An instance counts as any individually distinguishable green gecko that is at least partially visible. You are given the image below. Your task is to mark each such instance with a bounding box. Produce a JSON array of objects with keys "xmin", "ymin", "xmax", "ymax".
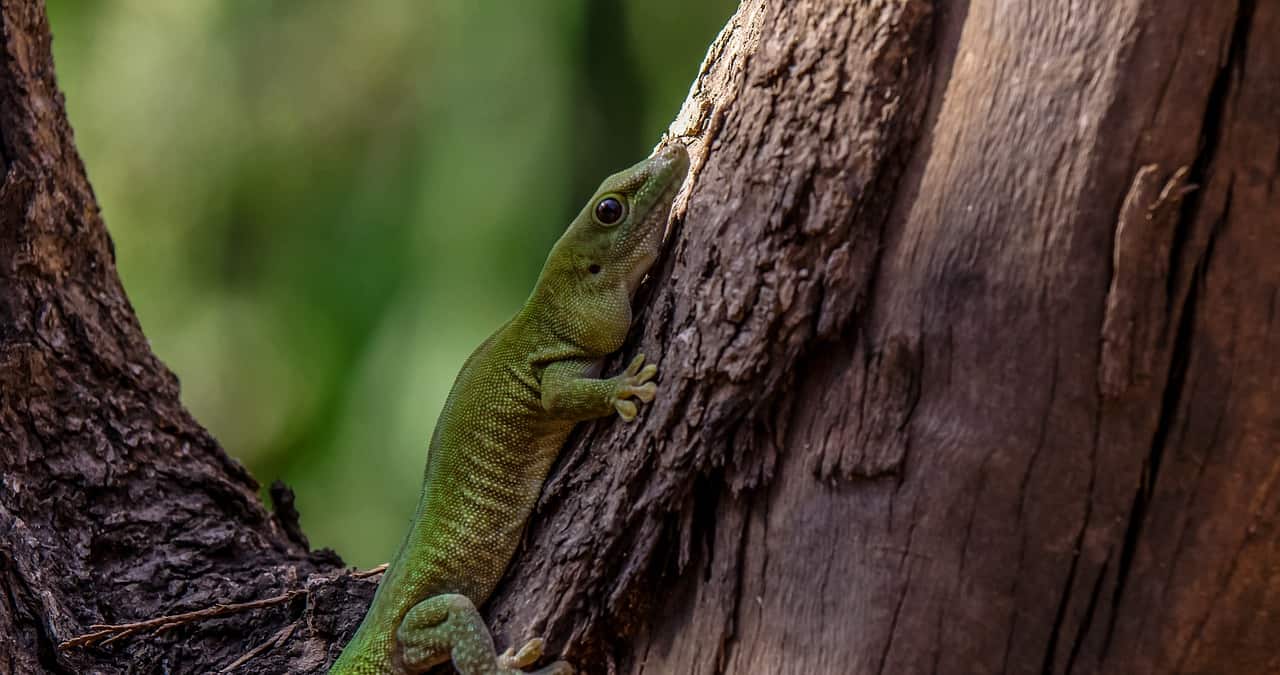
[{"xmin": 329, "ymin": 144, "xmax": 689, "ymax": 675}]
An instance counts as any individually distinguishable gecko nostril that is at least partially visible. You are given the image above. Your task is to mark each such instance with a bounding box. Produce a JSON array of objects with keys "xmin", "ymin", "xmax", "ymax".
[{"xmin": 588, "ymin": 264, "xmax": 602, "ymax": 275}]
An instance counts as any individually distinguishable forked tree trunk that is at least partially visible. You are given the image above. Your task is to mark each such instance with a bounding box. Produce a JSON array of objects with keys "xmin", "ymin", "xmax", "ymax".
[{"xmin": 1, "ymin": 1, "xmax": 1276, "ymax": 674}]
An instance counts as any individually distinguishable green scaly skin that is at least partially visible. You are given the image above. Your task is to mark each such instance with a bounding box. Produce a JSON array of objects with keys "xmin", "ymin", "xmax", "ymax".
[{"xmin": 329, "ymin": 144, "xmax": 689, "ymax": 675}]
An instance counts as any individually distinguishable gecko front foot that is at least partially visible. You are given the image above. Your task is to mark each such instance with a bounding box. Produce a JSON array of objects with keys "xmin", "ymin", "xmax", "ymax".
[{"xmin": 612, "ymin": 353, "xmax": 658, "ymax": 421}]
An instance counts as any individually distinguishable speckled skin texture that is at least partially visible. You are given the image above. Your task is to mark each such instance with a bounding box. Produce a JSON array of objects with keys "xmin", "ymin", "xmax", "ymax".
[{"xmin": 330, "ymin": 145, "xmax": 689, "ymax": 675}]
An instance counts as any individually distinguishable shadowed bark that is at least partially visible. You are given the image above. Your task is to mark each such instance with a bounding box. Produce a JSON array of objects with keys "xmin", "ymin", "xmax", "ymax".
[{"xmin": 1, "ymin": 1, "xmax": 1277, "ymax": 674}]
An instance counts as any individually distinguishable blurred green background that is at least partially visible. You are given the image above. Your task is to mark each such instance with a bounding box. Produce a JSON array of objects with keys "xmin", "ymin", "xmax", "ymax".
[{"xmin": 46, "ymin": 1, "xmax": 734, "ymax": 567}]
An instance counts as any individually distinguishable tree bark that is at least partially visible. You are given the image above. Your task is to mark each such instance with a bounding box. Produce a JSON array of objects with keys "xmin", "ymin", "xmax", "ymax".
[
  {"xmin": 1, "ymin": 1, "xmax": 1277, "ymax": 674},
  {"xmin": 0, "ymin": 3, "xmax": 347, "ymax": 673}
]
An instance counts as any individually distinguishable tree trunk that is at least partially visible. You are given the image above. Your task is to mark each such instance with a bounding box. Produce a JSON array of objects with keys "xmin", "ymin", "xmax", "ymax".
[{"xmin": 2, "ymin": 1, "xmax": 1277, "ymax": 674}]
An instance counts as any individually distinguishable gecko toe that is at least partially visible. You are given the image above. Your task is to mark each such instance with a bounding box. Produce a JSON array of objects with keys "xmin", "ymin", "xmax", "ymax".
[
  {"xmin": 614, "ymin": 399, "xmax": 638, "ymax": 421},
  {"xmin": 632, "ymin": 382, "xmax": 657, "ymax": 403},
  {"xmin": 497, "ymin": 637, "xmax": 545, "ymax": 669}
]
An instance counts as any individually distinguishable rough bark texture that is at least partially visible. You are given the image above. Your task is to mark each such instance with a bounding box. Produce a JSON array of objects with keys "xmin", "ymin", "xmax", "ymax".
[
  {"xmin": 0, "ymin": 3, "xmax": 350, "ymax": 673},
  {"xmin": 1, "ymin": 0, "xmax": 1277, "ymax": 674}
]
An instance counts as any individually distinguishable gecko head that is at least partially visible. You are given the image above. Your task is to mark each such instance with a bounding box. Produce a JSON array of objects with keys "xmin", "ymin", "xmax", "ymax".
[{"xmin": 542, "ymin": 144, "xmax": 690, "ymax": 303}]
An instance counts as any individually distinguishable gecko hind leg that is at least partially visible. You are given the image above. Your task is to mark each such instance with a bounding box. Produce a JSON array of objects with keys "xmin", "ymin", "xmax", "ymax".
[{"xmin": 398, "ymin": 593, "xmax": 573, "ymax": 675}]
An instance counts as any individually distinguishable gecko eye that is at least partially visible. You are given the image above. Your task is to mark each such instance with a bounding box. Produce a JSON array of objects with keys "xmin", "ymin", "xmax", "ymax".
[
  {"xmin": 588, "ymin": 263, "xmax": 602, "ymax": 275},
  {"xmin": 593, "ymin": 196, "xmax": 625, "ymax": 225}
]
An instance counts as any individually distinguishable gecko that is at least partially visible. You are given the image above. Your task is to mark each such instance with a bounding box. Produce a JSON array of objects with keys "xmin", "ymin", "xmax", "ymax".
[{"xmin": 329, "ymin": 143, "xmax": 689, "ymax": 674}]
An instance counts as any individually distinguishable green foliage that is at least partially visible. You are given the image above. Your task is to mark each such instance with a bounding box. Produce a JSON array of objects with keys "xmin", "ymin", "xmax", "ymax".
[{"xmin": 47, "ymin": 0, "xmax": 735, "ymax": 566}]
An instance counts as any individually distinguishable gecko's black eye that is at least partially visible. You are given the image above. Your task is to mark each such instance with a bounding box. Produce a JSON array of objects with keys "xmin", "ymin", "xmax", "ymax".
[
  {"xmin": 588, "ymin": 263, "xmax": 602, "ymax": 275},
  {"xmin": 594, "ymin": 196, "xmax": 625, "ymax": 225}
]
